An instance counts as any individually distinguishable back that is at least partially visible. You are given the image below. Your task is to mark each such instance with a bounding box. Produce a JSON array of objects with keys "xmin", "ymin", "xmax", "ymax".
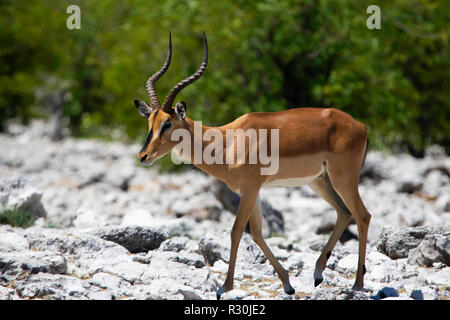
[{"xmin": 229, "ymin": 107, "xmax": 366, "ymax": 157}]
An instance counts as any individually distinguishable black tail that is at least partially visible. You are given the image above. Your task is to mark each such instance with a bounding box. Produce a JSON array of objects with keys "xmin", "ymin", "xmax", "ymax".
[{"xmin": 361, "ymin": 137, "xmax": 369, "ymax": 170}]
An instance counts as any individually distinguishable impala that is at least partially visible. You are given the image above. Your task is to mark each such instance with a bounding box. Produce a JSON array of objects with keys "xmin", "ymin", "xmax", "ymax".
[{"xmin": 134, "ymin": 33, "xmax": 371, "ymax": 299}]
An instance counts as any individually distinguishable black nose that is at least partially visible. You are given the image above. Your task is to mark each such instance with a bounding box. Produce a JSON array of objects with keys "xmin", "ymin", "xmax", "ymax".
[{"xmin": 140, "ymin": 154, "xmax": 148, "ymax": 163}]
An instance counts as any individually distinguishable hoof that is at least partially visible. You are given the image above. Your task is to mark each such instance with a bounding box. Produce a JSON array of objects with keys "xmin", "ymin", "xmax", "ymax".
[
  {"xmin": 314, "ymin": 277, "xmax": 323, "ymax": 287},
  {"xmin": 351, "ymin": 285, "xmax": 363, "ymax": 291},
  {"xmin": 283, "ymin": 283, "xmax": 295, "ymax": 295},
  {"xmin": 216, "ymin": 286, "xmax": 226, "ymax": 300},
  {"xmin": 313, "ymin": 269, "xmax": 323, "ymax": 287}
]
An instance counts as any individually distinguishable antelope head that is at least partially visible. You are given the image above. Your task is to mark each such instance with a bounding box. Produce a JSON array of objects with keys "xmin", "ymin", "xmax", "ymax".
[{"xmin": 134, "ymin": 32, "xmax": 208, "ymax": 165}]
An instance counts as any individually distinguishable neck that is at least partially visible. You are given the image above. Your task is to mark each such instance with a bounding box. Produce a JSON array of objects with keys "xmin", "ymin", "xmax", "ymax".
[{"xmin": 174, "ymin": 117, "xmax": 228, "ymax": 180}]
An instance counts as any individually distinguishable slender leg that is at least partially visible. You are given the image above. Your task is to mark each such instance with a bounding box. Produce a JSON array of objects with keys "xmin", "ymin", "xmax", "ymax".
[
  {"xmin": 308, "ymin": 171, "xmax": 353, "ymax": 287},
  {"xmin": 249, "ymin": 197, "xmax": 294, "ymax": 294},
  {"xmin": 217, "ymin": 187, "xmax": 260, "ymax": 299},
  {"xmin": 326, "ymin": 162, "xmax": 371, "ymax": 290}
]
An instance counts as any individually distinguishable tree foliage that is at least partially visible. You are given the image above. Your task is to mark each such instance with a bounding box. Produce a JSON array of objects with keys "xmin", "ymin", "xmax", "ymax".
[{"xmin": 0, "ymin": 0, "xmax": 448, "ymax": 156}]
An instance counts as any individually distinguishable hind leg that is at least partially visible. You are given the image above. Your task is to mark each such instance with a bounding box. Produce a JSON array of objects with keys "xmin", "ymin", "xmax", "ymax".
[
  {"xmin": 308, "ymin": 170, "xmax": 353, "ymax": 287},
  {"xmin": 326, "ymin": 160, "xmax": 371, "ymax": 290}
]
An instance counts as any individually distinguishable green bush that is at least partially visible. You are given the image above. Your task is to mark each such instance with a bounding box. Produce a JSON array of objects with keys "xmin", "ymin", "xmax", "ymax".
[
  {"xmin": 1, "ymin": 0, "xmax": 448, "ymax": 158},
  {"xmin": 0, "ymin": 206, "xmax": 36, "ymax": 228}
]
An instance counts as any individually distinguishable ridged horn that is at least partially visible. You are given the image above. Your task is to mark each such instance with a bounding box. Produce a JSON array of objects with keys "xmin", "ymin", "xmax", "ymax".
[
  {"xmin": 161, "ymin": 32, "xmax": 208, "ymax": 112},
  {"xmin": 146, "ymin": 32, "xmax": 172, "ymax": 109}
]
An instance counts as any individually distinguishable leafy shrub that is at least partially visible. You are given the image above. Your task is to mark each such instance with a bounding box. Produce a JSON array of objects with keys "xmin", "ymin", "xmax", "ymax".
[{"xmin": 0, "ymin": 206, "xmax": 36, "ymax": 228}]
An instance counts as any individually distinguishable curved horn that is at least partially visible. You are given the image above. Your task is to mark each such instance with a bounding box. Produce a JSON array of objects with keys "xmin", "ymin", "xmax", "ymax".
[
  {"xmin": 146, "ymin": 32, "xmax": 172, "ymax": 109},
  {"xmin": 162, "ymin": 32, "xmax": 208, "ymax": 112}
]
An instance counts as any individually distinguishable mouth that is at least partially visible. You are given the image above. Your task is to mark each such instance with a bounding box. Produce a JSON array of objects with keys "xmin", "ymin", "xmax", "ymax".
[
  {"xmin": 140, "ymin": 158, "xmax": 154, "ymax": 166},
  {"xmin": 139, "ymin": 153, "xmax": 155, "ymax": 166}
]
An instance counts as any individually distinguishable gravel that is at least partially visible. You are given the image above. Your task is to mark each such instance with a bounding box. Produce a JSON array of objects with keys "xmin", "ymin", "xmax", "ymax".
[{"xmin": 0, "ymin": 120, "xmax": 448, "ymax": 300}]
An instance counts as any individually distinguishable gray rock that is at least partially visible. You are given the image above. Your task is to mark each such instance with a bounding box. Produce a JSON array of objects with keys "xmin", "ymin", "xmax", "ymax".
[
  {"xmin": 147, "ymin": 251, "xmax": 205, "ymax": 268},
  {"xmin": 0, "ymin": 178, "xmax": 47, "ymax": 218},
  {"xmin": 308, "ymin": 240, "xmax": 326, "ymax": 252},
  {"xmin": 133, "ymin": 254, "xmax": 151, "ymax": 264},
  {"xmin": 171, "ymin": 252, "xmax": 205, "ymax": 268},
  {"xmin": 240, "ymin": 234, "xmax": 267, "ymax": 264},
  {"xmin": 260, "ymin": 200, "xmax": 285, "ymax": 236},
  {"xmin": 377, "ymin": 226, "xmax": 450, "ymax": 260},
  {"xmin": 315, "ymin": 210, "xmax": 336, "ymax": 234},
  {"xmin": 159, "ymin": 237, "xmax": 190, "ymax": 252},
  {"xmin": 396, "ymin": 178, "xmax": 423, "ymax": 193},
  {"xmin": 23, "ymin": 227, "xmax": 132, "ymax": 279},
  {"xmin": 0, "ymin": 251, "xmax": 67, "ymax": 281},
  {"xmin": 310, "ymin": 288, "xmax": 370, "ymax": 300},
  {"xmin": 13, "ymin": 273, "xmax": 89, "ymax": 299},
  {"xmin": 198, "ymin": 232, "xmax": 230, "ymax": 265},
  {"xmin": 198, "ymin": 232, "xmax": 265, "ymax": 266},
  {"xmin": 92, "ymin": 225, "xmax": 168, "ymax": 253},
  {"xmin": 407, "ymin": 233, "xmax": 450, "ymax": 267},
  {"xmin": 139, "ymin": 255, "xmax": 220, "ymax": 299},
  {"xmin": 285, "ymin": 253, "xmax": 304, "ymax": 271},
  {"xmin": 25, "ymin": 227, "xmax": 126, "ymax": 255},
  {"xmin": 212, "ymin": 179, "xmax": 284, "ymax": 236}
]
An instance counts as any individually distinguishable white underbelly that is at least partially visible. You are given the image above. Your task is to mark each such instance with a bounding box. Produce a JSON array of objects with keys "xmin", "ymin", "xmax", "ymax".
[{"xmin": 262, "ymin": 164, "xmax": 325, "ymax": 188}]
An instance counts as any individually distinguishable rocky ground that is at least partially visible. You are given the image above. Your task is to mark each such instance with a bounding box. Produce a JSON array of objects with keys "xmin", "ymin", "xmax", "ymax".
[{"xmin": 0, "ymin": 120, "xmax": 449, "ymax": 300}]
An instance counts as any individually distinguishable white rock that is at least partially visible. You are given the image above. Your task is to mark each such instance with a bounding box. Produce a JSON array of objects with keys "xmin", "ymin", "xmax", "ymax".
[
  {"xmin": 426, "ymin": 267, "xmax": 450, "ymax": 286},
  {"xmin": 0, "ymin": 286, "xmax": 14, "ymax": 300},
  {"xmin": 72, "ymin": 208, "xmax": 105, "ymax": 229},
  {"xmin": 121, "ymin": 208, "xmax": 154, "ymax": 226},
  {"xmin": 13, "ymin": 273, "xmax": 88, "ymax": 299},
  {"xmin": 90, "ymin": 272, "xmax": 123, "ymax": 290},
  {"xmin": 87, "ymin": 291, "xmax": 113, "ymax": 300},
  {"xmin": 221, "ymin": 289, "xmax": 250, "ymax": 300},
  {"xmin": 336, "ymin": 254, "xmax": 358, "ymax": 274},
  {"xmin": 436, "ymin": 194, "xmax": 450, "ymax": 213},
  {"xmin": 367, "ymin": 250, "xmax": 390, "ymax": 265},
  {"xmin": 2, "ymin": 121, "xmax": 450, "ymax": 300},
  {"xmin": 101, "ymin": 261, "xmax": 149, "ymax": 284},
  {"xmin": 0, "ymin": 251, "xmax": 67, "ymax": 279},
  {"xmin": 0, "ymin": 229, "xmax": 29, "ymax": 252},
  {"xmin": 0, "ymin": 178, "xmax": 47, "ymax": 218}
]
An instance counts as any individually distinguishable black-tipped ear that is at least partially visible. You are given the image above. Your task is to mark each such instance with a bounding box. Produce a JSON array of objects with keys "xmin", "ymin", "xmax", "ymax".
[
  {"xmin": 134, "ymin": 99, "xmax": 153, "ymax": 118},
  {"xmin": 174, "ymin": 101, "xmax": 186, "ymax": 120}
]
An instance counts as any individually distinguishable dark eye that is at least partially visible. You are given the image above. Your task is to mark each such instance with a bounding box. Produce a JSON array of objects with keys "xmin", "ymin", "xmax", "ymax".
[{"xmin": 161, "ymin": 121, "xmax": 171, "ymax": 133}]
